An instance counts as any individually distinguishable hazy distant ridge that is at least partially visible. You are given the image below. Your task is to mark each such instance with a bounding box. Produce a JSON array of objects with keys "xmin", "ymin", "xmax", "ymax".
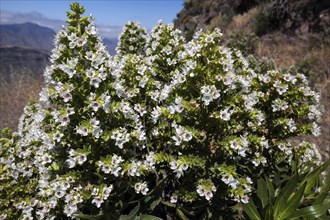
[{"xmin": 0, "ymin": 22, "xmax": 118, "ymax": 54}]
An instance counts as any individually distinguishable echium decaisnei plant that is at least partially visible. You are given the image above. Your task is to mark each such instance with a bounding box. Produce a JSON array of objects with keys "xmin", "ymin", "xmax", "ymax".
[{"xmin": 1, "ymin": 2, "xmax": 326, "ymax": 219}]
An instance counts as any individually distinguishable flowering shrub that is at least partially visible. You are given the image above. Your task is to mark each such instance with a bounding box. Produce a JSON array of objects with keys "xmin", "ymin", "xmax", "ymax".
[{"xmin": 0, "ymin": 3, "xmax": 327, "ymax": 219}]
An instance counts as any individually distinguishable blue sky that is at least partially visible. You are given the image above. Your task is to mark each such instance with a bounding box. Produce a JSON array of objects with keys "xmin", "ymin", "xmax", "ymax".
[{"xmin": 0, "ymin": 0, "xmax": 184, "ymax": 38}]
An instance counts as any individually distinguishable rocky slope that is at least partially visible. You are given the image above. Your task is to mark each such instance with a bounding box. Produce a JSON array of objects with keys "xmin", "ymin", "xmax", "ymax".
[
  {"xmin": 0, "ymin": 46, "xmax": 49, "ymax": 82},
  {"xmin": 175, "ymin": 0, "xmax": 330, "ymax": 40}
]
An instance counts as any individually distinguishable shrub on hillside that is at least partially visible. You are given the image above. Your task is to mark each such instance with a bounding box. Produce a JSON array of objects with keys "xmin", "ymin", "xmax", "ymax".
[{"xmin": 1, "ymin": 3, "xmax": 328, "ymax": 219}]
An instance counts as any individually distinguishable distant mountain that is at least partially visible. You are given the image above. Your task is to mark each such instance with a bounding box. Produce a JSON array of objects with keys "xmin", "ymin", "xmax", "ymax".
[
  {"xmin": 103, "ymin": 38, "xmax": 118, "ymax": 55},
  {"xmin": 0, "ymin": 22, "xmax": 56, "ymax": 51},
  {"xmin": 1, "ymin": 22, "xmax": 119, "ymax": 53}
]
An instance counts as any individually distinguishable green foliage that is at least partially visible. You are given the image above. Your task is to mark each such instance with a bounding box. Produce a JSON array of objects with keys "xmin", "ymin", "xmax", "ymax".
[{"xmin": 242, "ymin": 159, "xmax": 330, "ymax": 220}]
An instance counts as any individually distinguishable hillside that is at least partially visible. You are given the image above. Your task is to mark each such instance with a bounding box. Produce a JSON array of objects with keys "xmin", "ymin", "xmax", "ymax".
[
  {"xmin": 174, "ymin": 0, "xmax": 330, "ymax": 160},
  {"xmin": 0, "ymin": 46, "xmax": 49, "ymax": 82},
  {"xmin": 0, "ymin": 22, "xmax": 56, "ymax": 51},
  {"xmin": 174, "ymin": 0, "xmax": 330, "ymax": 40}
]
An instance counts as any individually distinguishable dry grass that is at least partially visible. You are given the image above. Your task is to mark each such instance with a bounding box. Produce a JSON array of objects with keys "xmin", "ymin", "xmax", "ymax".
[
  {"xmin": 225, "ymin": 7, "xmax": 258, "ymax": 36},
  {"xmin": 256, "ymin": 32, "xmax": 330, "ymax": 73},
  {"xmin": 0, "ymin": 72, "xmax": 44, "ymax": 131}
]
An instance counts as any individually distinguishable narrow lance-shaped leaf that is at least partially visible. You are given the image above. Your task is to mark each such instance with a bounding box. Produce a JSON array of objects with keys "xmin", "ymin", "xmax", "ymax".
[
  {"xmin": 242, "ymin": 199, "xmax": 262, "ymax": 220},
  {"xmin": 257, "ymin": 179, "xmax": 268, "ymax": 209},
  {"xmin": 276, "ymin": 182, "xmax": 307, "ymax": 220}
]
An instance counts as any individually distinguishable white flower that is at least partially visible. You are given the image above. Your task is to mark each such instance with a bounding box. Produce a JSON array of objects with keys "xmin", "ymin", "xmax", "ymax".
[
  {"xmin": 196, "ymin": 186, "xmax": 205, "ymax": 196},
  {"xmin": 90, "ymin": 118, "xmax": 100, "ymax": 127},
  {"xmin": 201, "ymin": 85, "xmax": 220, "ymax": 105},
  {"xmin": 246, "ymin": 177, "xmax": 253, "ymax": 185},
  {"xmin": 220, "ymin": 108, "xmax": 233, "ymax": 121},
  {"xmin": 228, "ymin": 178, "xmax": 239, "ymax": 189},
  {"xmin": 92, "ymin": 197, "xmax": 104, "ymax": 208},
  {"xmin": 170, "ymin": 195, "xmax": 178, "ymax": 203},
  {"xmin": 272, "ymin": 99, "xmax": 289, "ymax": 112},
  {"xmin": 204, "ymin": 191, "xmax": 213, "ymax": 201},
  {"xmin": 134, "ymin": 182, "xmax": 149, "ymax": 195},
  {"xmin": 62, "ymin": 92, "xmax": 72, "ymax": 102},
  {"xmin": 283, "ymin": 74, "xmax": 293, "ymax": 82},
  {"xmin": 53, "ymin": 131, "xmax": 64, "ymax": 142},
  {"xmin": 59, "ymin": 115, "xmax": 70, "ymax": 126},
  {"xmin": 112, "ymin": 154, "xmax": 124, "ymax": 166},
  {"xmin": 112, "ymin": 167, "xmax": 122, "ymax": 177},
  {"xmin": 86, "ymin": 25, "xmax": 97, "ymax": 35},
  {"xmin": 276, "ymin": 84, "xmax": 288, "ymax": 95},
  {"xmin": 230, "ymin": 140, "xmax": 240, "ymax": 150},
  {"xmin": 172, "ymin": 135, "xmax": 182, "ymax": 146},
  {"xmin": 204, "ymin": 34, "xmax": 214, "ymax": 43},
  {"xmin": 181, "ymin": 163, "xmax": 189, "ymax": 171},
  {"xmin": 278, "ymin": 143, "xmax": 285, "ymax": 151},
  {"xmin": 286, "ymin": 118, "xmax": 297, "ymax": 132},
  {"xmin": 66, "ymin": 158, "xmax": 76, "ymax": 168},
  {"xmin": 139, "ymin": 75, "xmax": 149, "ymax": 88},
  {"xmin": 102, "ymin": 185, "xmax": 113, "ymax": 199},
  {"xmin": 312, "ymin": 122, "xmax": 321, "ymax": 137},
  {"xmin": 102, "ymin": 164, "xmax": 111, "ymax": 174},
  {"xmin": 238, "ymin": 147, "xmax": 247, "ymax": 157},
  {"xmin": 128, "ymin": 165, "xmax": 138, "ymax": 176},
  {"xmin": 151, "ymin": 107, "xmax": 161, "ymax": 123},
  {"xmin": 76, "ymin": 36, "xmax": 87, "ymax": 47},
  {"xmin": 91, "ymin": 188, "xmax": 99, "ymax": 196},
  {"xmin": 55, "ymin": 190, "xmax": 65, "ymax": 198},
  {"xmin": 64, "ymin": 204, "xmax": 78, "ymax": 217},
  {"xmin": 169, "ymin": 160, "xmax": 178, "ymax": 170},
  {"xmin": 60, "ymin": 181, "xmax": 70, "ymax": 190},
  {"xmin": 182, "ymin": 131, "xmax": 193, "ymax": 141},
  {"xmin": 76, "ymin": 126, "xmax": 89, "ymax": 136},
  {"xmin": 241, "ymin": 195, "xmax": 249, "ymax": 204},
  {"xmin": 90, "ymin": 77, "xmax": 102, "ymax": 88},
  {"xmin": 77, "ymin": 154, "xmax": 87, "ymax": 165}
]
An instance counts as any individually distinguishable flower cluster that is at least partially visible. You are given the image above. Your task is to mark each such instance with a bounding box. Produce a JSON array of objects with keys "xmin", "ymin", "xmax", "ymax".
[{"xmin": 0, "ymin": 3, "xmax": 323, "ymax": 219}]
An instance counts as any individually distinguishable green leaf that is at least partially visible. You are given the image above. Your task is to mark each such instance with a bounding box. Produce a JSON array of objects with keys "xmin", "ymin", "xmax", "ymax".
[
  {"xmin": 285, "ymin": 204, "xmax": 330, "ymax": 220},
  {"xmin": 242, "ymin": 199, "xmax": 261, "ymax": 220},
  {"xmin": 304, "ymin": 159, "xmax": 330, "ymax": 194},
  {"xmin": 273, "ymin": 175, "xmax": 298, "ymax": 218},
  {"xmin": 139, "ymin": 178, "xmax": 167, "ymax": 213},
  {"xmin": 161, "ymin": 201, "xmax": 176, "ymax": 208},
  {"xmin": 104, "ymin": 205, "xmax": 120, "ymax": 220},
  {"xmin": 119, "ymin": 201, "xmax": 140, "ymax": 220},
  {"xmin": 177, "ymin": 208, "xmax": 189, "ymax": 220},
  {"xmin": 264, "ymin": 206, "xmax": 273, "ymax": 220},
  {"xmin": 265, "ymin": 177, "xmax": 275, "ymax": 204},
  {"xmin": 276, "ymin": 182, "xmax": 306, "ymax": 220},
  {"xmin": 313, "ymin": 171, "xmax": 330, "ymax": 205},
  {"xmin": 257, "ymin": 179, "xmax": 268, "ymax": 209},
  {"xmin": 76, "ymin": 213, "xmax": 104, "ymax": 220}
]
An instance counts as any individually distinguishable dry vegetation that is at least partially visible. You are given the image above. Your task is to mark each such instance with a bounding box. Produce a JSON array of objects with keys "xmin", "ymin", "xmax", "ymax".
[
  {"xmin": 0, "ymin": 72, "xmax": 44, "ymax": 130},
  {"xmin": 225, "ymin": 7, "xmax": 258, "ymax": 35}
]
